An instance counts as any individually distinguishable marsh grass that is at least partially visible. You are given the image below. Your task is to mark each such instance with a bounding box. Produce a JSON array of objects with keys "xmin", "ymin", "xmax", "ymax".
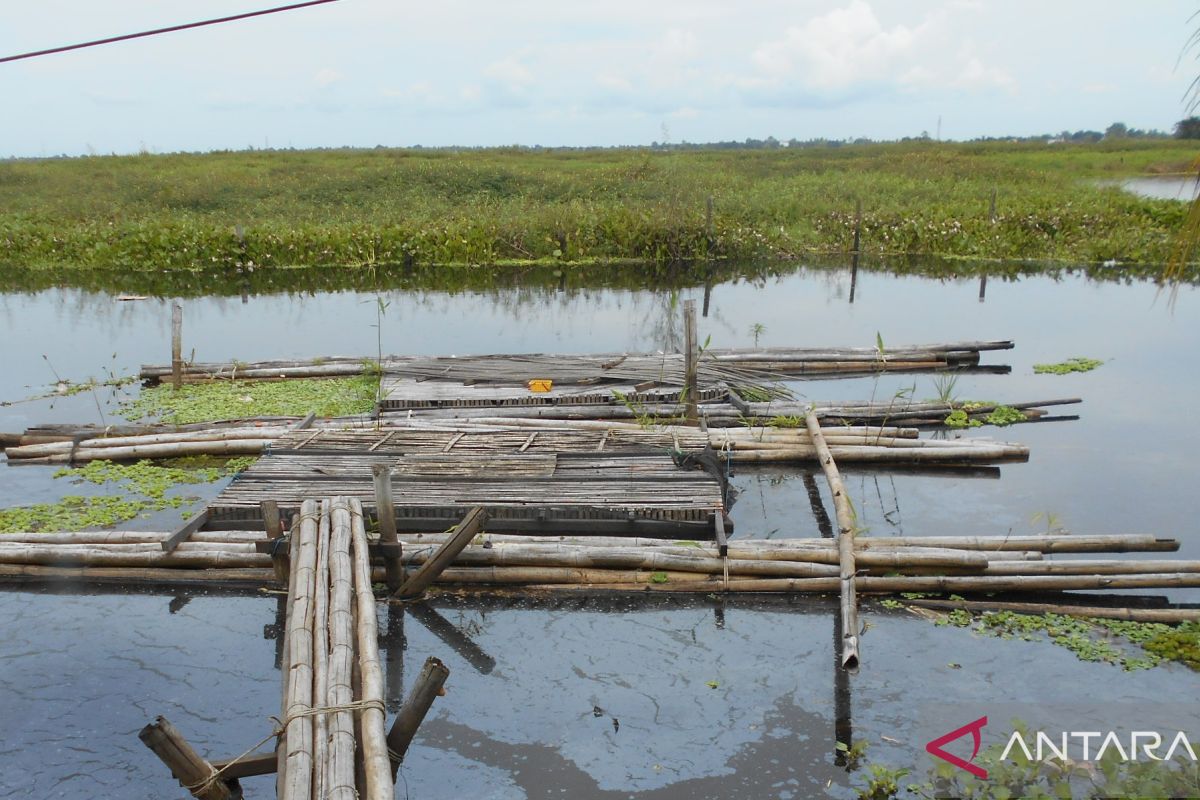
[{"xmin": 1, "ymin": 140, "xmax": 1195, "ymax": 271}]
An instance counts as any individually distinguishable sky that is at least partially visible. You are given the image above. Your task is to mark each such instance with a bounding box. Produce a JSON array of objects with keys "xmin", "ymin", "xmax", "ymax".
[{"xmin": 0, "ymin": 1, "xmax": 1196, "ymax": 157}]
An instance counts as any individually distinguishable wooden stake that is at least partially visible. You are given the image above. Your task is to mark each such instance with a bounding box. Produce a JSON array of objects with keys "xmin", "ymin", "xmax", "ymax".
[
  {"xmin": 139, "ymin": 716, "xmax": 234, "ymax": 800},
  {"xmin": 171, "ymin": 303, "xmax": 183, "ymax": 391},
  {"xmin": 372, "ymin": 464, "xmax": 403, "ymax": 591},
  {"xmin": 386, "ymin": 657, "xmax": 449, "ymax": 774},
  {"xmin": 683, "ymin": 299, "xmax": 699, "ymax": 425},
  {"xmin": 394, "ymin": 507, "xmax": 488, "ymax": 600},
  {"xmin": 806, "ymin": 410, "xmax": 859, "ymax": 669},
  {"xmin": 262, "ymin": 500, "xmax": 287, "ymax": 583}
]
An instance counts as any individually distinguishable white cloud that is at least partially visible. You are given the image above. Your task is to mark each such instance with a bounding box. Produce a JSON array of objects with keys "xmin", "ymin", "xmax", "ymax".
[
  {"xmin": 744, "ymin": 1, "xmax": 1014, "ymax": 99},
  {"xmin": 484, "ymin": 57, "xmax": 534, "ymax": 90},
  {"xmin": 752, "ymin": 1, "xmax": 922, "ymax": 90},
  {"xmin": 314, "ymin": 68, "xmax": 344, "ymax": 88}
]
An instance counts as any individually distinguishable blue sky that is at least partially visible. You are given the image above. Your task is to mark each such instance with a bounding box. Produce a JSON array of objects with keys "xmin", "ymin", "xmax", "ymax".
[{"xmin": 0, "ymin": 1, "xmax": 1195, "ymax": 156}]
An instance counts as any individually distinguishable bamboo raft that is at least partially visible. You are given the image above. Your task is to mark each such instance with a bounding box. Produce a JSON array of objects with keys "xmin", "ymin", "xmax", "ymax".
[
  {"xmin": 137, "ymin": 341, "xmax": 1015, "ymax": 384},
  {"xmin": 206, "ymin": 451, "xmax": 729, "ymax": 534},
  {"xmin": 0, "ymin": 528, "xmax": 1191, "ymax": 592},
  {"xmin": 2, "ymin": 419, "xmax": 1030, "ymax": 466},
  {"xmin": 138, "ymin": 497, "xmax": 450, "ymax": 799}
]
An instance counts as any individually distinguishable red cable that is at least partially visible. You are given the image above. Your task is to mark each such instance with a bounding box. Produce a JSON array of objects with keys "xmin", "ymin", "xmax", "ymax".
[{"xmin": 0, "ymin": 0, "xmax": 340, "ymax": 64}]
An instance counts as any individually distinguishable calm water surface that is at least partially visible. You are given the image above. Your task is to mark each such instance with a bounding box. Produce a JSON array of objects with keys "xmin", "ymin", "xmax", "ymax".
[{"xmin": 0, "ymin": 265, "xmax": 1197, "ymax": 798}]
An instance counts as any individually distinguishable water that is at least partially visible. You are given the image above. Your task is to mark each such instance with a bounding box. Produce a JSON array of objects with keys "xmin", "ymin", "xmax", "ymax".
[
  {"xmin": 0, "ymin": 265, "xmax": 1198, "ymax": 798},
  {"xmin": 1115, "ymin": 175, "xmax": 1200, "ymax": 202}
]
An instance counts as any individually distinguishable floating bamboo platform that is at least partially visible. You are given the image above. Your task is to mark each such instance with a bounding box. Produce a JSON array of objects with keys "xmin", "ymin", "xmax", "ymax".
[
  {"xmin": 207, "ymin": 451, "xmax": 728, "ymax": 536},
  {"xmin": 138, "ymin": 340, "xmax": 1015, "ymax": 384},
  {"xmin": 0, "ymin": 528, "xmax": 1189, "ymax": 591},
  {"xmin": 3, "ymin": 418, "xmax": 1030, "ymax": 467}
]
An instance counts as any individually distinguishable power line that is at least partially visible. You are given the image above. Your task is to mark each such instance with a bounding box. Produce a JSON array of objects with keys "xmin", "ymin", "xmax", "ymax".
[{"xmin": 0, "ymin": 0, "xmax": 340, "ymax": 65}]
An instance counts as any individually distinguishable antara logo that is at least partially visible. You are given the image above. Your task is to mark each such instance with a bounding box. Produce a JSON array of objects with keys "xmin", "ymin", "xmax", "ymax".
[{"xmin": 925, "ymin": 716, "xmax": 989, "ymax": 779}]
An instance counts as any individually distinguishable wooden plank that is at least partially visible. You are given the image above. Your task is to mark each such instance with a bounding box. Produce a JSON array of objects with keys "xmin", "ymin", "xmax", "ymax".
[
  {"xmin": 395, "ymin": 507, "xmax": 489, "ymax": 599},
  {"xmin": 713, "ymin": 512, "xmax": 728, "ymax": 558},
  {"xmin": 294, "ymin": 411, "xmax": 317, "ymax": 430},
  {"xmin": 161, "ymin": 508, "xmax": 209, "ymax": 553}
]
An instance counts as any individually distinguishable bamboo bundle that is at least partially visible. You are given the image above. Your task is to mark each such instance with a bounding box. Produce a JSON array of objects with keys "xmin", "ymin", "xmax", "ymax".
[
  {"xmin": 517, "ymin": 573, "xmax": 1200, "ymax": 594},
  {"xmin": 0, "ymin": 542, "xmax": 271, "ymax": 568},
  {"xmin": 738, "ymin": 397, "xmax": 1081, "ymax": 427},
  {"xmin": 276, "ymin": 497, "xmax": 393, "ymax": 800},
  {"xmin": 3, "ymin": 426, "xmax": 291, "ymax": 459},
  {"xmin": 6, "ymin": 438, "xmax": 276, "ymax": 464}
]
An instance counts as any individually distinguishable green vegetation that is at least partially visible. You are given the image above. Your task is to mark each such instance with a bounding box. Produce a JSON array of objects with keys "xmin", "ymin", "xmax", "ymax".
[
  {"xmin": 1033, "ymin": 356, "xmax": 1104, "ymax": 374},
  {"xmin": 0, "ymin": 140, "xmax": 1195, "ymax": 275},
  {"xmin": 944, "ymin": 409, "xmax": 982, "ymax": 429},
  {"xmin": 0, "ymin": 458, "xmax": 252, "ymax": 532},
  {"xmin": 943, "ymin": 404, "xmax": 1025, "ymax": 428},
  {"xmin": 120, "ymin": 376, "xmax": 379, "ymax": 423},
  {"xmin": 907, "ymin": 604, "xmax": 1200, "ymax": 672}
]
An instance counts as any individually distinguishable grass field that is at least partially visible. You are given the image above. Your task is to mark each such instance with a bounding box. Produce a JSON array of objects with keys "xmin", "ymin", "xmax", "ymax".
[{"xmin": 0, "ymin": 139, "xmax": 1195, "ymax": 273}]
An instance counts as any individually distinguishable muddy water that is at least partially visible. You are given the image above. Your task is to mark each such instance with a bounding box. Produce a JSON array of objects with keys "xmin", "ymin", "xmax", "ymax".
[{"xmin": 0, "ymin": 265, "xmax": 1198, "ymax": 798}]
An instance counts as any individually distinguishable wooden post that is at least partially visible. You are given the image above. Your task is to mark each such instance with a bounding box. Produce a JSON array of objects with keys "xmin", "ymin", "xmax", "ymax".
[
  {"xmin": 386, "ymin": 656, "xmax": 449, "ymax": 774},
  {"xmin": 849, "ymin": 199, "xmax": 862, "ymax": 304},
  {"xmin": 804, "ymin": 411, "xmax": 860, "ymax": 670},
  {"xmin": 371, "ymin": 464, "xmax": 403, "ymax": 591},
  {"xmin": 989, "ymin": 187, "xmax": 998, "ymax": 223},
  {"xmin": 704, "ymin": 195, "xmax": 715, "ymax": 257},
  {"xmin": 262, "ymin": 499, "xmax": 288, "ymax": 583},
  {"xmin": 683, "ymin": 299, "xmax": 699, "ymax": 425},
  {"xmin": 171, "ymin": 303, "xmax": 184, "ymax": 390},
  {"xmin": 394, "ymin": 507, "xmax": 488, "ymax": 599},
  {"xmin": 978, "ymin": 274, "xmax": 988, "ymax": 303},
  {"xmin": 139, "ymin": 716, "xmax": 235, "ymax": 800}
]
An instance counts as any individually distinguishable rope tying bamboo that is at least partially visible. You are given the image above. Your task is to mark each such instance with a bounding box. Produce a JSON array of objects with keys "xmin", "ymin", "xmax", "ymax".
[{"xmin": 181, "ymin": 699, "xmax": 389, "ymax": 795}]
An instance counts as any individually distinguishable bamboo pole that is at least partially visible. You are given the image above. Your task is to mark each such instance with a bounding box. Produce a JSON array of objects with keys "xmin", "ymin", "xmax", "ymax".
[
  {"xmin": 350, "ymin": 498, "xmax": 393, "ymax": 800},
  {"xmin": 326, "ymin": 498, "xmax": 357, "ymax": 800},
  {"xmin": 386, "ymin": 657, "xmax": 449, "ymax": 774},
  {"xmin": 282, "ymin": 499, "xmax": 318, "ymax": 800},
  {"xmin": 312, "ymin": 501, "xmax": 332, "ymax": 800},
  {"xmin": 806, "ymin": 409, "xmax": 860, "ymax": 669},
  {"xmin": 139, "ymin": 716, "xmax": 233, "ymax": 800},
  {"xmin": 0, "ymin": 543, "xmax": 271, "ymax": 568},
  {"xmin": 2, "ymin": 426, "xmax": 289, "ymax": 458},
  {"xmin": 4, "ymin": 438, "xmax": 273, "ymax": 463},
  {"xmin": 277, "ymin": 516, "xmax": 298, "ymax": 798},
  {"xmin": 899, "ymin": 598, "xmax": 1200, "ymax": 623}
]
